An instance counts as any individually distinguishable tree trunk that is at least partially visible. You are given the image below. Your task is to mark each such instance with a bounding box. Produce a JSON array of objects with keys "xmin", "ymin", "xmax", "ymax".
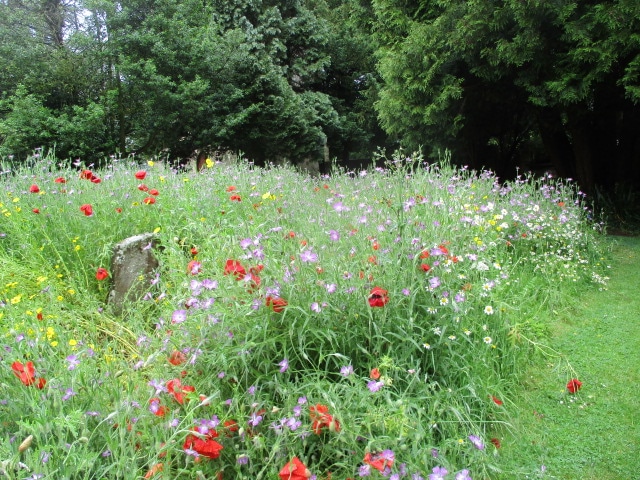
[
  {"xmin": 567, "ymin": 123, "xmax": 595, "ymax": 196},
  {"xmin": 536, "ymin": 108, "xmax": 576, "ymax": 179}
]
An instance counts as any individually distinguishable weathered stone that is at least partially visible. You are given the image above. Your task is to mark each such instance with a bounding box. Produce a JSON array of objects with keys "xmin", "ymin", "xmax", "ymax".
[{"xmin": 107, "ymin": 233, "xmax": 159, "ymax": 315}]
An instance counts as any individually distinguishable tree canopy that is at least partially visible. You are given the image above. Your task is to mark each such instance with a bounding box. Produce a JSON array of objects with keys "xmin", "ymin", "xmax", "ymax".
[
  {"xmin": 0, "ymin": 0, "xmax": 384, "ymax": 166},
  {"xmin": 372, "ymin": 0, "xmax": 640, "ymax": 192}
]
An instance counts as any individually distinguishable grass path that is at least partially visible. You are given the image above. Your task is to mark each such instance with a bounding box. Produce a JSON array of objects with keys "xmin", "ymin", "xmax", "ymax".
[{"xmin": 497, "ymin": 236, "xmax": 640, "ymax": 479}]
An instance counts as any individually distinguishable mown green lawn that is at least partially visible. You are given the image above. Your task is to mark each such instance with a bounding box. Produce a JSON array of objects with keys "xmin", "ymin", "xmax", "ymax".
[{"xmin": 498, "ymin": 235, "xmax": 640, "ymax": 479}]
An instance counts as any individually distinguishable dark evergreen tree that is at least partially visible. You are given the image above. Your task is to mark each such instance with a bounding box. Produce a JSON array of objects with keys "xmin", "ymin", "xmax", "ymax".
[{"xmin": 372, "ymin": 0, "xmax": 640, "ymax": 192}]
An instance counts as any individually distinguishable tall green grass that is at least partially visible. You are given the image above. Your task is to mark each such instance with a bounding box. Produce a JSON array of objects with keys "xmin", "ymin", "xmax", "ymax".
[{"xmin": 0, "ymin": 150, "xmax": 609, "ymax": 479}]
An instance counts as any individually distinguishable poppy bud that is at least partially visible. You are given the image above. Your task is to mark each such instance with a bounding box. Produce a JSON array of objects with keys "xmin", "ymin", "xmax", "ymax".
[{"xmin": 18, "ymin": 435, "xmax": 33, "ymax": 453}]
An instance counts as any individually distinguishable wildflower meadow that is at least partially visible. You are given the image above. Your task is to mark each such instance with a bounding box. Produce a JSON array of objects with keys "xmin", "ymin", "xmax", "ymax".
[{"xmin": 0, "ymin": 150, "xmax": 609, "ymax": 479}]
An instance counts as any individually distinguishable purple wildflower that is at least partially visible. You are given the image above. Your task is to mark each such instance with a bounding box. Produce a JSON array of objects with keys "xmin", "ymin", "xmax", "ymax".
[
  {"xmin": 148, "ymin": 379, "xmax": 167, "ymax": 395},
  {"xmin": 455, "ymin": 470, "xmax": 473, "ymax": 480},
  {"xmin": 300, "ymin": 249, "xmax": 318, "ymax": 263},
  {"xmin": 358, "ymin": 464, "xmax": 372, "ymax": 476},
  {"xmin": 278, "ymin": 358, "xmax": 289, "ymax": 373},
  {"xmin": 66, "ymin": 354, "xmax": 80, "ymax": 370},
  {"xmin": 62, "ymin": 388, "xmax": 76, "ymax": 401},
  {"xmin": 171, "ymin": 309, "xmax": 187, "ymax": 324},
  {"xmin": 202, "ymin": 278, "xmax": 218, "ymax": 289},
  {"xmin": 340, "ymin": 365, "xmax": 354, "ymax": 377},
  {"xmin": 367, "ymin": 380, "xmax": 384, "ymax": 392},
  {"xmin": 428, "ymin": 466, "xmax": 448, "ymax": 480},
  {"xmin": 248, "ymin": 412, "xmax": 263, "ymax": 427},
  {"xmin": 468, "ymin": 434, "xmax": 485, "ymax": 450}
]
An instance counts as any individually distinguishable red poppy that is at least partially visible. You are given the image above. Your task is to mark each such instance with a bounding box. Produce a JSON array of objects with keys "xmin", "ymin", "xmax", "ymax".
[
  {"xmin": 309, "ymin": 404, "xmax": 340, "ymax": 434},
  {"xmin": 420, "ymin": 250, "xmax": 430, "ymax": 259},
  {"xmin": 91, "ymin": 177, "xmax": 101, "ymax": 184},
  {"xmin": 230, "ymin": 194, "xmax": 242, "ymax": 202},
  {"xmin": 168, "ymin": 350, "xmax": 187, "ymax": 366},
  {"xmin": 490, "ymin": 438, "xmax": 501, "ymax": 449},
  {"xmin": 96, "ymin": 268, "xmax": 109, "ymax": 281},
  {"xmin": 138, "ymin": 183, "xmax": 149, "ymax": 192},
  {"xmin": 246, "ymin": 273, "xmax": 261, "ymax": 292},
  {"xmin": 32, "ymin": 208, "xmax": 40, "ymax": 214},
  {"xmin": 223, "ymin": 419, "xmax": 239, "ymax": 435},
  {"xmin": 187, "ymin": 260, "xmax": 201, "ymax": 275},
  {"xmin": 491, "ymin": 395, "xmax": 503, "ymax": 406},
  {"xmin": 36, "ymin": 311, "xmax": 43, "ymax": 321},
  {"xmin": 12, "ymin": 361, "xmax": 36, "ymax": 386},
  {"xmin": 135, "ymin": 170, "xmax": 147, "ymax": 180},
  {"xmin": 190, "ymin": 247, "xmax": 198, "ymax": 256},
  {"xmin": 54, "ymin": 177, "xmax": 66, "ymax": 183},
  {"xmin": 420, "ymin": 263, "xmax": 431, "ymax": 272},
  {"xmin": 35, "ymin": 377, "xmax": 47, "ymax": 389},
  {"xmin": 266, "ymin": 296, "xmax": 288, "ymax": 313},
  {"xmin": 224, "ymin": 259, "xmax": 246, "ymax": 280},
  {"xmin": 29, "ymin": 184, "xmax": 40, "ymax": 193},
  {"xmin": 144, "ymin": 462, "xmax": 163, "ymax": 479},
  {"xmin": 363, "ymin": 452, "xmax": 393, "ymax": 473},
  {"xmin": 368, "ymin": 287, "xmax": 389, "ymax": 308},
  {"xmin": 115, "ymin": 208, "xmax": 122, "ymax": 213},
  {"xmin": 226, "ymin": 185, "xmax": 237, "ymax": 192},
  {"xmin": 566, "ymin": 378, "xmax": 582, "ymax": 394},
  {"xmin": 167, "ymin": 378, "xmax": 195, "ymax": 404},
  {"xmin": 438, "ymin": 244, "xmax": 449, "ymax": 255},
  {"xmin": 370, "ymin": 368, "xmax": 381, "ymax": 380},
  {"xmin": 149, "ymin": 189, "xmax": 159, "ymax": 196},
  {"xmin": 79, "ymin": 169, "xmax": 94, "ymax": 180},
  {"xmin": 80, "ymin": 204, "xmax": 93, "ymax": 216},
  {"xmin": 143, "ymin": 196, "xmax": 156, "ymax": 205},
  {"xmin": 279, "ymin": 457, "xmax": 311, "ymax": 480},
  {"xmin": 183, "ymin": 429, "xmax": 223, "ymax": 459},
  {"xmin": 372, "ymin": 241, "xmax": 380, "ymax": 251}
]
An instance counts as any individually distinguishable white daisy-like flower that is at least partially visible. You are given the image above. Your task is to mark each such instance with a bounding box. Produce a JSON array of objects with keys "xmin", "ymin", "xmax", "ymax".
[
  {"xmin": 483, "ymin": 336, "xmax": 492, "ymax": 344},
  {"xmin": 484, "ymin": 305, "xmax": 494, "ymax": 315}
]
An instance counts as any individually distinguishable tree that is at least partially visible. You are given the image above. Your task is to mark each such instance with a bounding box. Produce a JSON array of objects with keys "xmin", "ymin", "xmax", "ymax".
[
  {"xmin": 372, "ymin": 0, "xmax": 640, "ymax": 193},
  {"xmin": 0, "ymin": 0, "xmax": 386, "ymax": 167}
]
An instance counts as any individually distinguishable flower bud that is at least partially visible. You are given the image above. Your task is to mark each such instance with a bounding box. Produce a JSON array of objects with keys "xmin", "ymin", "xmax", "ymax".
[{"xmin": 18, "ymin": 435, "xmax": 33, "ymax": 453}]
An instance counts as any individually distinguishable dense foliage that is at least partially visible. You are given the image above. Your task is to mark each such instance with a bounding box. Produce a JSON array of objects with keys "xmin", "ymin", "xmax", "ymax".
[{"xmin": 0, "ymin": 151, "xmax": 609, "ymax": 478}]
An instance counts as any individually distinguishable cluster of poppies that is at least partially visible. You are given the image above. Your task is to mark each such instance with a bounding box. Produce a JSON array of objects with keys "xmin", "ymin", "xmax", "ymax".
[
  {"xmin": 80, "ymin": 169, "xmax": 102, "ymax": 184},
  {"xmin": 134, "ymin": 170, "xmax": 160, "ymax": 205},
  {"xmin": 278, "ymin": 448, "xmax": 393, "ymax": 480},
  {"xmin": 309, "ymin": 404, "xmax": 341, "ymax": 434},
  {"xmin": 226, "ymin": 185, "xmax": 241, "ymax": 202},
  {"xmin": 11, "ymin": 361, "xmax": 46, "ymax": 389},
  {"xmin": 148, "ymin": 377, "xmax": 197, "ymax": 419}
]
